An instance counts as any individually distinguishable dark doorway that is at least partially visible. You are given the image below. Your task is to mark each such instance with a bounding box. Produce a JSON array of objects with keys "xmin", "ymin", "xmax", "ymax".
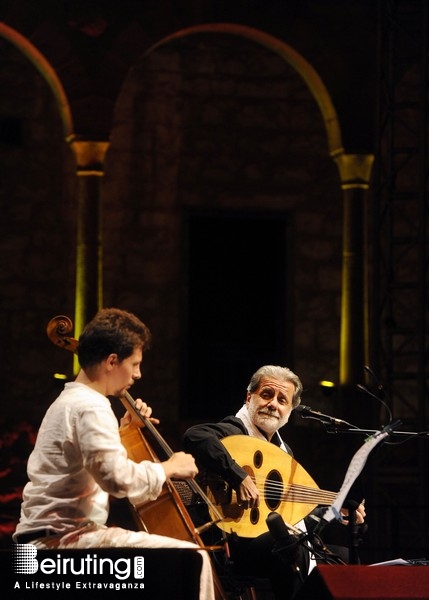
[{"xmin": 182, "ymin": 210, "xmax": 292, "ymax": 419}]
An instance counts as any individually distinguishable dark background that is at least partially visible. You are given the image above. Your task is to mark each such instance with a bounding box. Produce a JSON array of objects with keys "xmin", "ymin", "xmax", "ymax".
[{"xmin": 0, "ymin": 0, "xmax": 428, "ymax": 567}]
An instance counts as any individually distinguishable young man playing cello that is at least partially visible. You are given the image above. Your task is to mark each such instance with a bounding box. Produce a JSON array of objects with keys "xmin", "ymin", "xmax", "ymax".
[{"xmin": 13, "ymin": 308, "xmax": 216, "ymax": 600}]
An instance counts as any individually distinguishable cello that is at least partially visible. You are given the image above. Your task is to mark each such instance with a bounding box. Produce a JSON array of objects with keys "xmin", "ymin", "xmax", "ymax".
[{"xmin": 46, "ymin": 314, "xmax": 228, "ymax": 600}]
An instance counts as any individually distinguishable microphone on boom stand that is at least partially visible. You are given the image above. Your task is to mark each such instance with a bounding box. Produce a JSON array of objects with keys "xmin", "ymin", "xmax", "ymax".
[
  {"xmin": 266, "ymin": 512, "xmax": 309, "ymax": 579},
  {"xmin": 294, "ymin": 405, "xmax": 354, "ymax": 429},
  {"xmin": 267, "ymin": 511, "xmax": 350, "ymax": 569}
]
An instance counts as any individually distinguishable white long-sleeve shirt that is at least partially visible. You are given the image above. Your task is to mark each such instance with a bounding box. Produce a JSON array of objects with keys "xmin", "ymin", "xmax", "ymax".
[{"xmin": 13, "ymin": 382, "xmax": 166, "ymax": 539}]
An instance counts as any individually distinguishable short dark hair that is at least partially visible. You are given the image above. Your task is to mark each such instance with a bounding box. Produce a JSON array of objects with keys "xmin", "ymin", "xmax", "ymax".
[{"xmin": 77, "ymin": 308, "xmax": 151, "ymax": 368}]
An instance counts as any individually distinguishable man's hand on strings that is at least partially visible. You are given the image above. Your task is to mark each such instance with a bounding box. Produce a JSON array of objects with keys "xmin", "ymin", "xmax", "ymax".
[
  {"xmin": 237, "ymin": 474, "xmax": 260, "ymax": 508},
  {"xmin": 120, "ymin": 397, "xmax": 160, "ymax": 428}
]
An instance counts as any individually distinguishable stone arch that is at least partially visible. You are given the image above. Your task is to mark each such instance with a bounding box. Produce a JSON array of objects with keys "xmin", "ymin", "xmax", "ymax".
[
  {"xmin": 0, "ymin": 22, "xmax": 73, "ymax": 140},
  {"xmin": 139, "ymin": 24, "xmax": 369, "ymax": 388},
  {"xmin": 0, "ymin": 21, "xmax": 343, "ymax": 163},
  {"xmin": 146, "ymin": 22, "xmax": 344, "ymax": 159}
]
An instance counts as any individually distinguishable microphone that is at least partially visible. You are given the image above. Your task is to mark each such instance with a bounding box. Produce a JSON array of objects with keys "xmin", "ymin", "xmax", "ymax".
[
  {"xmin": 266, "ymin": 512, "xmax": 302, "ymax": 566},
  {"xmin": 295, "ymin": 405, "xmax": 353, "ymax": 428},
  {"xmin": 360, "ymin": 366, "xmax": 393, "ymax": 423},
  {"xmin": 363, "ymin": 365, "xmax": 384, "ymax": 392},
  {"xmin": 266, "ymin": 511, "xmax": 298, "ymax": 539}
]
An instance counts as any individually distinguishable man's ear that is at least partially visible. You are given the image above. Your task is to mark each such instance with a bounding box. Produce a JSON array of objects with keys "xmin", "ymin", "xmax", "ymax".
[
  {"xmin": 245, "ymin": 392, "xmax": 251, "ymax": 405},
  {"xmin": 106, "ymin": 353, "xmax": 118, "ymax": 370}
]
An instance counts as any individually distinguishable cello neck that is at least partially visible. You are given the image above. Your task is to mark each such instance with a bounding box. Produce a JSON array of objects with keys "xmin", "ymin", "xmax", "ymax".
[
  {"xmin": 121, "ymin": 390, "xmax": 174, "ymax": 457},
  {"xmin": 121, "ymin": 390, "xmax": 225, "ymax": 524}
]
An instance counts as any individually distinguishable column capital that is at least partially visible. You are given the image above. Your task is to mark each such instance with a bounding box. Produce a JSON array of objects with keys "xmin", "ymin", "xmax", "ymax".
[
  {"xmin": 334, "ymin": 153, "xmax": 375, "ymax": 189},
  {"xmin": 69, "ymin": 139, "xmax": 110, "ymax": 175}
]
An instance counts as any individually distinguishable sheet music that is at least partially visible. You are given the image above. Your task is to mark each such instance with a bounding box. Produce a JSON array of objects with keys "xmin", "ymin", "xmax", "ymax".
[{"xmin": 321, "ymin": 430, "xmax": 390, "ymax": 523}]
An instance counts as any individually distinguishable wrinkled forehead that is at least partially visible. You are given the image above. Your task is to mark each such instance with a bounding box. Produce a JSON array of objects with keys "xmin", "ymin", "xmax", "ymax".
[{"xmin": 255, "ymin": 376, "xmax": 295, "ymax": 396}]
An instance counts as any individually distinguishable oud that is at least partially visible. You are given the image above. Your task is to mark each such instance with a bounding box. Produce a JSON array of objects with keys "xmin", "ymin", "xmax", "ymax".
[{"xmin": 205, "ymin": 435, "xmax": 337, "ymax": 538}]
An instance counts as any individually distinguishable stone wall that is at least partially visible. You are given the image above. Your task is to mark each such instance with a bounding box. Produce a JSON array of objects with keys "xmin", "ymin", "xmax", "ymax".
[{"xmin": 2, "ymin": 32, "xmax": 346, "ymax": 424}]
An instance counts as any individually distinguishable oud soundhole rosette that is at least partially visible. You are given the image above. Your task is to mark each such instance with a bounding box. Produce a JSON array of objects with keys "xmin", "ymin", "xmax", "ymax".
[
  {"xmin": 253, "ymin": 450, "xmax": 263, "ymax": 468},
  {"xmin": 265, "ymin": 469, "xmax": 282, "ymax": 511}
]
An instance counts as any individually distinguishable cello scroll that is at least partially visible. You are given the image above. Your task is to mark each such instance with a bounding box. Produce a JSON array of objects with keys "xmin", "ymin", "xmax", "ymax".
[{"xmin": 46, "ymin": 315, "xmax": 79, "ymax": 353}]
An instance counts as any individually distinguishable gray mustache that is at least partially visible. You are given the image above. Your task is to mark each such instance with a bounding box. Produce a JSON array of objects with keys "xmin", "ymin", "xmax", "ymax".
[{"xmin": 258, "ymin": 410, "xmax": 280, "ymax": 418}]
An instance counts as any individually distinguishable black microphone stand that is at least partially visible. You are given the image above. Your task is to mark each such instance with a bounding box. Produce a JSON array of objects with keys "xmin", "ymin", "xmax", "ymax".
[
  {"xmin": 298, "ymin": 370, "xmax": 429, "ymax": 566},
  {"xmin": 348, "ymin": 504, "xmax": 360, "ymax": 564},
  {"xmin": 321, "ymin": 420, "xmax": 428, "ymax": 439},
  {"xmin": 340, "ymin": 498, "xmax": 364, "ymax": 565},
  {"xmin": 299, "ymin": 418, "xmax": 416, "ymax": 565}
]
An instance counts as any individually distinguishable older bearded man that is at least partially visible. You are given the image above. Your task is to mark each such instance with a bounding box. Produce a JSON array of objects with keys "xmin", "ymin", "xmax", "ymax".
[{"xmin": 183, "ymin": 365, "xmax": 366, "ymax": 600}]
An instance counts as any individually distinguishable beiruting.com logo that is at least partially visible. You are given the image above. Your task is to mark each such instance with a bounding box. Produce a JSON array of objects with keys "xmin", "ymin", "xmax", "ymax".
[{"xmin": 12, "ymin": 544, "xmax": 145, "ymax": 591}]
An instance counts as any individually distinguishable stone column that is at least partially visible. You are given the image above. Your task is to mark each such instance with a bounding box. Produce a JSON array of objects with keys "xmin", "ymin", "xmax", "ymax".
[
  {"xmin": 334, "ymin": 153, "xmax": 374, "ymax": 386},
  {"xmin": 69, "ymin": 139, "xmax": 110, "ymax": 358}
]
